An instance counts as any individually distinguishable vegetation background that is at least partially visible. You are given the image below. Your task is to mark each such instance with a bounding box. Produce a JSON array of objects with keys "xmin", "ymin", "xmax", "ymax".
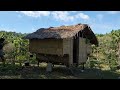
[{"xmin": 0, "ymin": 29, "xmax": 120, "ymax": 79}]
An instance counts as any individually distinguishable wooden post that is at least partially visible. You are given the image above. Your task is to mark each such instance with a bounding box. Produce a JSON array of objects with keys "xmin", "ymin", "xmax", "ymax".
[
  {"xmin": 2, "ymin": 59, "xmax": 5, "ymax": 67},
  {"xmin": 82, "ymin": 63, "xmax": 85, "ymax": 70},
  {"xmin": 1, "ymin": 56, "xmax": 5, "ymax": 66},
  {"xmin": 68, "ymin": 38, "xmax": 73, "ymax": 67},
  {"xmin": 37, "ymin": 60, "xmax": 40, "ymax": 67}
]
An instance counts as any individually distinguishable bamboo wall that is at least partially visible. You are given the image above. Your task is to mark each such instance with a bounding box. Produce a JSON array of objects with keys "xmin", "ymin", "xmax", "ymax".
[
  {"xmin": 78, "ymin": 37, "xmax": 87, "ymax": 64},
  {"xmin": 29, "ymin": 37, "xmax": 91, "ymax": 66},
  {"xmin": 63, "ymin": 38, "xmax": 73, "ymax": 66},
  {"xmin": 63, "ymin": 39, "xmax": 70, "ymax": 54},
  {"xmin": 29, "ymin": 39, "xmax": 63, "ymax": 55}
]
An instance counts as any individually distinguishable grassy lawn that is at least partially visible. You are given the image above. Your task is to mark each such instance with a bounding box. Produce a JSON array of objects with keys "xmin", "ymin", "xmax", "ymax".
[{"xmin": 0, "ymin": 63, "xmax": 120, "ymax": 79}]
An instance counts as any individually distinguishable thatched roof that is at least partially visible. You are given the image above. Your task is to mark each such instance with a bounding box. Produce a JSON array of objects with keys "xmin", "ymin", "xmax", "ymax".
[{"xmin": 24, "ymin": 23, "xmax": 98, "ymax": 46}]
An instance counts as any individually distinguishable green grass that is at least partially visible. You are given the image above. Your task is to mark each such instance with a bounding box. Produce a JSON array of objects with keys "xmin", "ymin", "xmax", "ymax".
[{"xmin": 0, "ymin": 63, "xmax": 120, "ymax": 79}]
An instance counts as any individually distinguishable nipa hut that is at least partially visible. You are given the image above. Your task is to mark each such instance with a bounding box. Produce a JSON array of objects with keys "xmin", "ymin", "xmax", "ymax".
[{"xmin": 24, "ymin": 23, "xmax": 98, "ymax": 67}]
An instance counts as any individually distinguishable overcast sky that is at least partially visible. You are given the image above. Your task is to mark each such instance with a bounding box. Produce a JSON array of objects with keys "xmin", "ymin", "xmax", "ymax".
[{"xmin": 0, "ymin": 11, "xmax": 120, "ymax": 34}]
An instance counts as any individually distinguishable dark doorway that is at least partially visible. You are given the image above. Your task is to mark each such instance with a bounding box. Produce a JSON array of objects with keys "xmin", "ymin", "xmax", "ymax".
[{"xmin": 73, "ymin": 32, "xmax": 80, "ymax": 63}]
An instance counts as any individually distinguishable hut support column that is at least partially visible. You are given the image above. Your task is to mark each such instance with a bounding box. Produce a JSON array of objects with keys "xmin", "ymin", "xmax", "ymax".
[
  {"xmin": 81, "ymin": 63, "xmax": 85, "ymax": 72},
  {"xmin": 37, "ymin": 60, "xmax": 40, "ymax": 67},
  {"xmin": 68, "ymin": 38, "xmax": 73, "ymax": 67}
]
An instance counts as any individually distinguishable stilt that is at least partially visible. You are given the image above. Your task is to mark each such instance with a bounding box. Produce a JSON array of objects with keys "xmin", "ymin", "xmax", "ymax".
[
  {"xmin": 81, "ymin": 63, "xmax": 85, "ymax": 72},
  {"xmin": 1, "ymin": 56, "xmax": 5, "ymax": 66},
  {"xmin": 82, "ymin": 63, "xmax": 85, "ymax": 70},
  {"xmin": 37, "ymin": 60, "xmax": 40, "ymax": 67}
]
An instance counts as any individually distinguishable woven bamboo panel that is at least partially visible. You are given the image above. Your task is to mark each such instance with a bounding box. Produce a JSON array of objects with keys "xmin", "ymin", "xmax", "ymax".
[
  {"xmin": 29, "ymin": 39, "xmax": 63, "ymax": 55},
  {"xmin": 63, "ymin": 38, "xmax": 73, "ymax": 66},
  {"xmin": 78, "ymin": 37, "xmax": 87, "ymax": 64},
  {"xmin": 63, "ymin": 39, "xmax": 70, "ymax": 54}
]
